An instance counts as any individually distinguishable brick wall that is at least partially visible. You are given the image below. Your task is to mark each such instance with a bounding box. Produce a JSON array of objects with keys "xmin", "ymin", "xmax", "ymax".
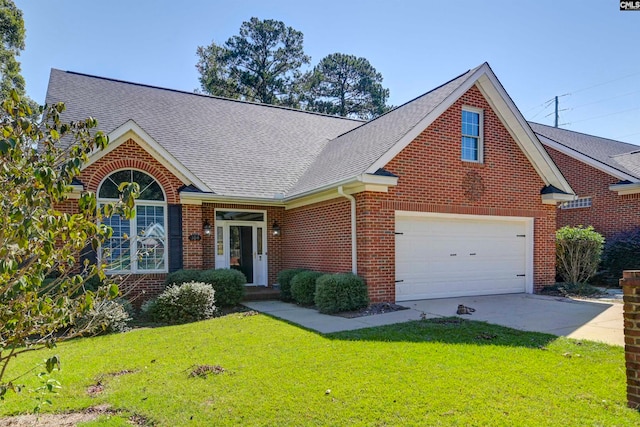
[
  {"xmin": 283, "ymin": 198, "xmax": 352, "ymax": 274},
  {"xmin": 621, "ymin": 270, "xmax": 640, "ymax": 409},
  {"xmin": 546, "ymin": 146, "xmax": 640, "ymax": 240},
  {"xmin": 283, "ymin": 85, "xmax": 557, "ymax": 302}
]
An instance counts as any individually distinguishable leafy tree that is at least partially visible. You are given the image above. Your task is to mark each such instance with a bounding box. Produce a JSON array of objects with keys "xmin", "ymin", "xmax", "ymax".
[
  {"xmin": 0, "ymin": 0, "xmax": 32, "ymax": 105},
  {"xmin": 556, "ymin": 225, "xmax": 604, "ymax": 285},
  {"xmin": 303, "ymin": 53, "xmax": 390, "ymax": 119},
  {"xmin": 196, "ymin": 17, "xmax": 310, "ymax": 105},
  {"xmin": 0, "ymin": 91, "xmax": 137, "ymax": 400}
]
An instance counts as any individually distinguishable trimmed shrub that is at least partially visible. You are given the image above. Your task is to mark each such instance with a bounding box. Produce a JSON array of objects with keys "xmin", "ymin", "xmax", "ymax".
[
  {"xmin": 277, "ymin": 268, "xmax": 307, "ymax": 301},
  {"xmin": 143, "ymin": 281, "xmax": 216, "ymax": 324},
  {"xmin": 315, "ymin": 273, "xmax": 369, "ymax": 314},
  {"xmin": 556, "ymin": 225, "xmax": 604, "ymax": 285},
  {"xmin": 601, "ymin": 228, "xmax": 640, "ymax": 284},
  {"xmin": 290, "ymin": 271, "xmax": 323, "ymax": 305},
  {"xmin": 75, "ymin": 297, "xmax": 132, "ymax": 335},
  {"xmin": 164, "ymin": 269, "xmax": 203, "ymax": 286},
  {"xmin": 199, "ymin": 269, "xmax": 246, "ymax": 307}
]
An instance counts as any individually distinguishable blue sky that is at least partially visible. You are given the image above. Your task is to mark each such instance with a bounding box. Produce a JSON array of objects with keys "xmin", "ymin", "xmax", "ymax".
[{"xmin": 14, "ymin": 0, "xmax": 640, "ymax": 145}]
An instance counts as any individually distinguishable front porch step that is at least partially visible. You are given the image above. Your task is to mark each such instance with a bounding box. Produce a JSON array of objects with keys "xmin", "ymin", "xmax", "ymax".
[{"xmin": 243, "ymin": 286, "xmax": 281, "ymax": 301}]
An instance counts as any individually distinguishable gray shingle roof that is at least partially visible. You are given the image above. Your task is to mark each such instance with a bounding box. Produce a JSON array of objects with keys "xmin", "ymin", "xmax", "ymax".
[
  {"xmin": 288, "ymin": 67, "xmax": 478, "ymax": 196},
  {"xmin": 530, "ymin": 122, "xmax": 640, "ymax": 181},
  {"xmin": 46, "ymin": 69, "xmax": 362, "ymax": 199}
]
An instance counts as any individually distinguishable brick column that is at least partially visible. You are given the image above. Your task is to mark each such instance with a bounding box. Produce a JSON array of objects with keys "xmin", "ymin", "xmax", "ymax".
[{"xmin": 621, "ymin": 270, "xmax": 640, "ymax": 409}]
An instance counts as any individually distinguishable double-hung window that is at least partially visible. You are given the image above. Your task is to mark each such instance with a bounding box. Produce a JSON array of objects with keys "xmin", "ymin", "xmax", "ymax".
[
  {"xmin": 462, "ymin": 108, "xmax": 483, "ymax": 162},
  {"xmin": 98, "ymin": 169, "xmax": 167, "ymax": 273}
]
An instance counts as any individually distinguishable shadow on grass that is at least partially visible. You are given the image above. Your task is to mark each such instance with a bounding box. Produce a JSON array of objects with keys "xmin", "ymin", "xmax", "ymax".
[{"xmin": 323, "ymin": 317, "xmax": 560, "ymax": 349}]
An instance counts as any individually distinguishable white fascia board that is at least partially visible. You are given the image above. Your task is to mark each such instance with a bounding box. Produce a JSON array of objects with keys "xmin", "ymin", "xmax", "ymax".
[
  {"xmin": 609, "ymin": 182, "xmax": 640, "ymax": 195},
  {"xmin": 538, "ymin": 134, "xmax": 639, "ymax": 183},
  {"xmin": 180, "ymin": 191, "xmax": 285, "ymax": 207},
  {"xmin": 365, "ymin": 65, "xmax": 488, "ymax": 174},
  {"xmin": 474, "ymin": 73, "xmax": 574, "ymax": 195},
  {"xmin": 84, "ymin": 120, "xmax": 213, "ymax": 192},
  {"xmin": 66, "ymin": 184, "xmax": 84, "ymax": 199},
  {"xmin": 541, "ymin": 192, "xmax": 576, "ymax": 205}
]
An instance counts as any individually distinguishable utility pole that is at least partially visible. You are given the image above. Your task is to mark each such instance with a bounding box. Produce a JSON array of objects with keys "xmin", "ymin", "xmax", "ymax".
[{"xmin": 554, "ymin": 96, "xmax": 559, "ymax": 128}]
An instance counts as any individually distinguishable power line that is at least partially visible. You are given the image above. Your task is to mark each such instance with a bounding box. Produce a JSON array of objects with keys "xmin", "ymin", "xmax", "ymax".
[{"xmin": 564, "ymin": 106, "xmax": 640, "ymax": 125}]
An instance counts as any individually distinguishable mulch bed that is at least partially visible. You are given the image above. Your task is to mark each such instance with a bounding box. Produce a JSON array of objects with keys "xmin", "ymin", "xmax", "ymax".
[{"xmin": 334, "ymin": 302, "xmax": 409, "ymax": 318}]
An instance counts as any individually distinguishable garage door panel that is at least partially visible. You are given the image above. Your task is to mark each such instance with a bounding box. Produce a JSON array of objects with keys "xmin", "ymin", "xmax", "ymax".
[{"xmin": 395, "ymin": 214, "xmax": 529, "ymax": 301}]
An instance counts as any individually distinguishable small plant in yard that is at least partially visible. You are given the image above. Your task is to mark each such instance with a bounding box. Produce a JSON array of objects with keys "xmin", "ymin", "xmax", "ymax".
[
  {"xmin": 199, "ymin": 268, "xmax": 246, "ymax": 307},
  {"xmin": 74, "ymin": 297, "xmax": 132, "ymax": 335},
  {"xmin": 277, "ymin": 268, "xmax": 307, "ymax": 301},
  {"xmin": 290, "ymin": 270, "xmax": 323, "ymax": 305},
  {"xmin": 315, "ymin": 273, "xmax": 369, "ymax": 314},
  {"xmin": 142, "ymin": 282, "xmax": 216, "ymax": 324},
  {"xmin": 556, "ymin": 225, "xmax": 604, "ymax": 285}
]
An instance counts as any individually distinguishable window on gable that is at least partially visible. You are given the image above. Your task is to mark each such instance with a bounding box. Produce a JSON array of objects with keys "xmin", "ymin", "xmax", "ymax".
[
  {"xmin": 560, "ymin": 196, "xmax": 592, "ymax": 210},
  {"xmin": 462, "ymin": 108, "xmax": 483, "ymax": 162},
  {"xmin": 98, "ymin": 169, "xmax": 167, "ymax": 273}
]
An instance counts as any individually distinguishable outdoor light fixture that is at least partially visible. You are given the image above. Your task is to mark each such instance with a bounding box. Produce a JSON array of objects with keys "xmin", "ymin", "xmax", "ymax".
[
  {"xmin": 272, "ymin": 220, "xmax": 281, "ymax": 236},
  {"xmin": 203, "ymin": 221, "xmax": 212, "ymax": 236}
]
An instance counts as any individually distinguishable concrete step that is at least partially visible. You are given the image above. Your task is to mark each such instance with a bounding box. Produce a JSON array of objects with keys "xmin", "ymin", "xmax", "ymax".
[{"xmin": 243, "ymin": 286, "xmax": 281, "ymax": 301}]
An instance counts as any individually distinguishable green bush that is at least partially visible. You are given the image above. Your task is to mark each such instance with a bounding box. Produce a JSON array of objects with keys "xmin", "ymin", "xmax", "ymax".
[
  {"xmin": 75, "ymin": 297, "xmax": 132, "ymax": 335},
  {"xmin": 556, "ymin": 225, "xmax": 604, "ymax": 285},
  {"xmin": 540, "ymin": 282, "xmax": 602, "ymax": 298},
  {"xmin": 315, "ymin": 273, "xmax": 369, "ymax": 314},
  {"xmin": 164, "ymin": 269, "xmax": 203, "ymax": 286},
  {"xmin": 277, "ymin": 268, "xmax": 307, "ymax": 301},
  {"xmin": 143, "ymin": 282, "xmax": 216, "ymax": 324},
  {"xmin": 199, "ymin": 269, "xmax": 246, "ymax": 307},
  {"xmin": 601, "ymin": 228, "xmax": 640, "ymax": 284},
  {"xmin": 290, "ymin": 271, "xmax": 323, "ymax": 305}
]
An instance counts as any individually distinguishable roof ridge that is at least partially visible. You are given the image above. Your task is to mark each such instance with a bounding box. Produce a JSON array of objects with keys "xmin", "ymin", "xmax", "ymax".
[
  {"xmin": 55, "ymin": 69, "xmax": 365, "ymax": 123},
  {"xmin": 529, "ymin": 121, "xmax": 639, "ymax": 148}
]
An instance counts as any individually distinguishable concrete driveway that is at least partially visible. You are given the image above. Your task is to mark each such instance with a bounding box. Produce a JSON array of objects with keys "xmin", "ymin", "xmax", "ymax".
[
  {"xmin": 245, "ymin": 293, "xmax": 624, "ymax": 346},
  {"xmin": 402, "ymin": 293, "xmax": 623, "ymax": 346}
]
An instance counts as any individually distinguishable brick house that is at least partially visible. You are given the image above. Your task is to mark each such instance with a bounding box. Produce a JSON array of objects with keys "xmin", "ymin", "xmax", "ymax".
[
  {"xmin": 532, "ymin": 122, "xmax": 640, "ymax": 240},
  {"xmin": 48, "ymin": 62, "xmax": 574, "ymax": 303}
]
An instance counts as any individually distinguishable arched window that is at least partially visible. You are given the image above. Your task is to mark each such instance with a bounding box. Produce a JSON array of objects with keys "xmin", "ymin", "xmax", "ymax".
[{"xmin": 98, "ymin": 169, "xmax": 167, "ymax": 273}]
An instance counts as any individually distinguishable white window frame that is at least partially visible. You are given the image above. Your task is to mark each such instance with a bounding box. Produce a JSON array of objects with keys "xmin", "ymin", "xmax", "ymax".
[
  {"xmin": 560, "ymin": 196, "xmax": 592, "ymax": 210},
  {"xmin": 461, "ymin": 106, "xmax": 483, "ymax": 163},
  {"xmin": 98, "ymin": 169, "xmax": 168, "ymax": 274}
]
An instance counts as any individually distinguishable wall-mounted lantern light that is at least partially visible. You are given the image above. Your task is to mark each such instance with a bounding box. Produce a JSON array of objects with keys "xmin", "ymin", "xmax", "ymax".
[
  {"xmin": 272, "ymin": 220, "xmax": 281, "ymax": 236},
  {"xmin": 203, "ymin": 220, "xmax": 212, "ymax": 236}
]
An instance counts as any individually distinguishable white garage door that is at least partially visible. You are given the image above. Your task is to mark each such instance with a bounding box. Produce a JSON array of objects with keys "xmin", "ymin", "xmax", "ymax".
[{"xmin": 395, "ymin": 213, "xmax": 531, "ymax": 301}]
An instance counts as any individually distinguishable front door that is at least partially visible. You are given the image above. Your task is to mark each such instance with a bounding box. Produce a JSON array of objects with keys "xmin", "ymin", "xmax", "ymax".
[{"xmin": 214, "ymin": 210, "xmax": 268, "ymax": 286}]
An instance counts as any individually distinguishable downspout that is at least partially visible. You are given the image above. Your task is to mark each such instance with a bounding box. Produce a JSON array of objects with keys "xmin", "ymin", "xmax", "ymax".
[{"xmin": 338, "ymin": 186, "xmax": 357, "ymax": 275}]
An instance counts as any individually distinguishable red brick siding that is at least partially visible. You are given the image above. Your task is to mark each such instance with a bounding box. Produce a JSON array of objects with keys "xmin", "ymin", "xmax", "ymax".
[
  {"xmin": 285, "ymin": 85, "xmax": 556, "ymax": 302},
  {"xmin": 546, "ymin": 146, "xmax": 640, "ymax": 240},
  {"xmin": 283, "ymin": 198, "xmax": 353, "ymax": 274}
]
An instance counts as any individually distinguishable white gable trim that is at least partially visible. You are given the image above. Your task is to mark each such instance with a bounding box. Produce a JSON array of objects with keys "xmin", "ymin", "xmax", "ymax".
[
  {"xmin": 84, "ymin": 120, "xmax": 213, "ymax": 192},
  {"xmin": 365, "ymin": 63, "xmax": 573, "ymax": 195},
  {"xmin": 537, "ymin": 133, "xmax": 639, "ymax": 183}
]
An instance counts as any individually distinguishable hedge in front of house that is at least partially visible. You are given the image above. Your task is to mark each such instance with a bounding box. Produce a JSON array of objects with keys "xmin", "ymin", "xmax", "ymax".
[
  {"xmin": 277, "ymin": 268, "xmax": 307, "ymax": 301},
  {"xmin": 143, "ymin": 281, "xmax": 216, "ymax": 324},
  {"xmin": 290, "ymin": 270, "xmax": 324, "ymax": 306},
  {"xmin": 198, "ymin": 268, "xmax": 247, "ymax": 307},
  {"xmin": 164, "ymin": 269, "xmax": 203, "ymax": 286},
  {"xmin": 315, "ymin": 273, "xmax": 369, "ymax": 314}
]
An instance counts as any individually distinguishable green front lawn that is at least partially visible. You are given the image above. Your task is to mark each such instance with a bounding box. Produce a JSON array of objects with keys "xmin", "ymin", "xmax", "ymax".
[{"xmin": 1, "ymin": 312, "xmax": 638, "ymax": 426}]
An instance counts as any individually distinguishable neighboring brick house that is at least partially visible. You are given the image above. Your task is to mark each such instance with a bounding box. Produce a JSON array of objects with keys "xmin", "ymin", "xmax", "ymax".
[
  {"xmin": 532, "ymin": 122, "xmax": 640, "ymax": 240},
  {"xmin": 48, "ymin": 62, "xmax": 574, "ymax": 303}
]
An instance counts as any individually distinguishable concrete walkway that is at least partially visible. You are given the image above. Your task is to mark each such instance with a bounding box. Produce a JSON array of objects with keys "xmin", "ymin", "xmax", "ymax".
[{"xmin": 243, "ymin": 293, "xmax": 623, "ymax": 346}]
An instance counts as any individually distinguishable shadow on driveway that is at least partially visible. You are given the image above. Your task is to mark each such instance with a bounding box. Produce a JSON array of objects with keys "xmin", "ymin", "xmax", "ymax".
[{"xmin": 402, "ymin": 293, "xmax": 623, "ymax": 346}]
